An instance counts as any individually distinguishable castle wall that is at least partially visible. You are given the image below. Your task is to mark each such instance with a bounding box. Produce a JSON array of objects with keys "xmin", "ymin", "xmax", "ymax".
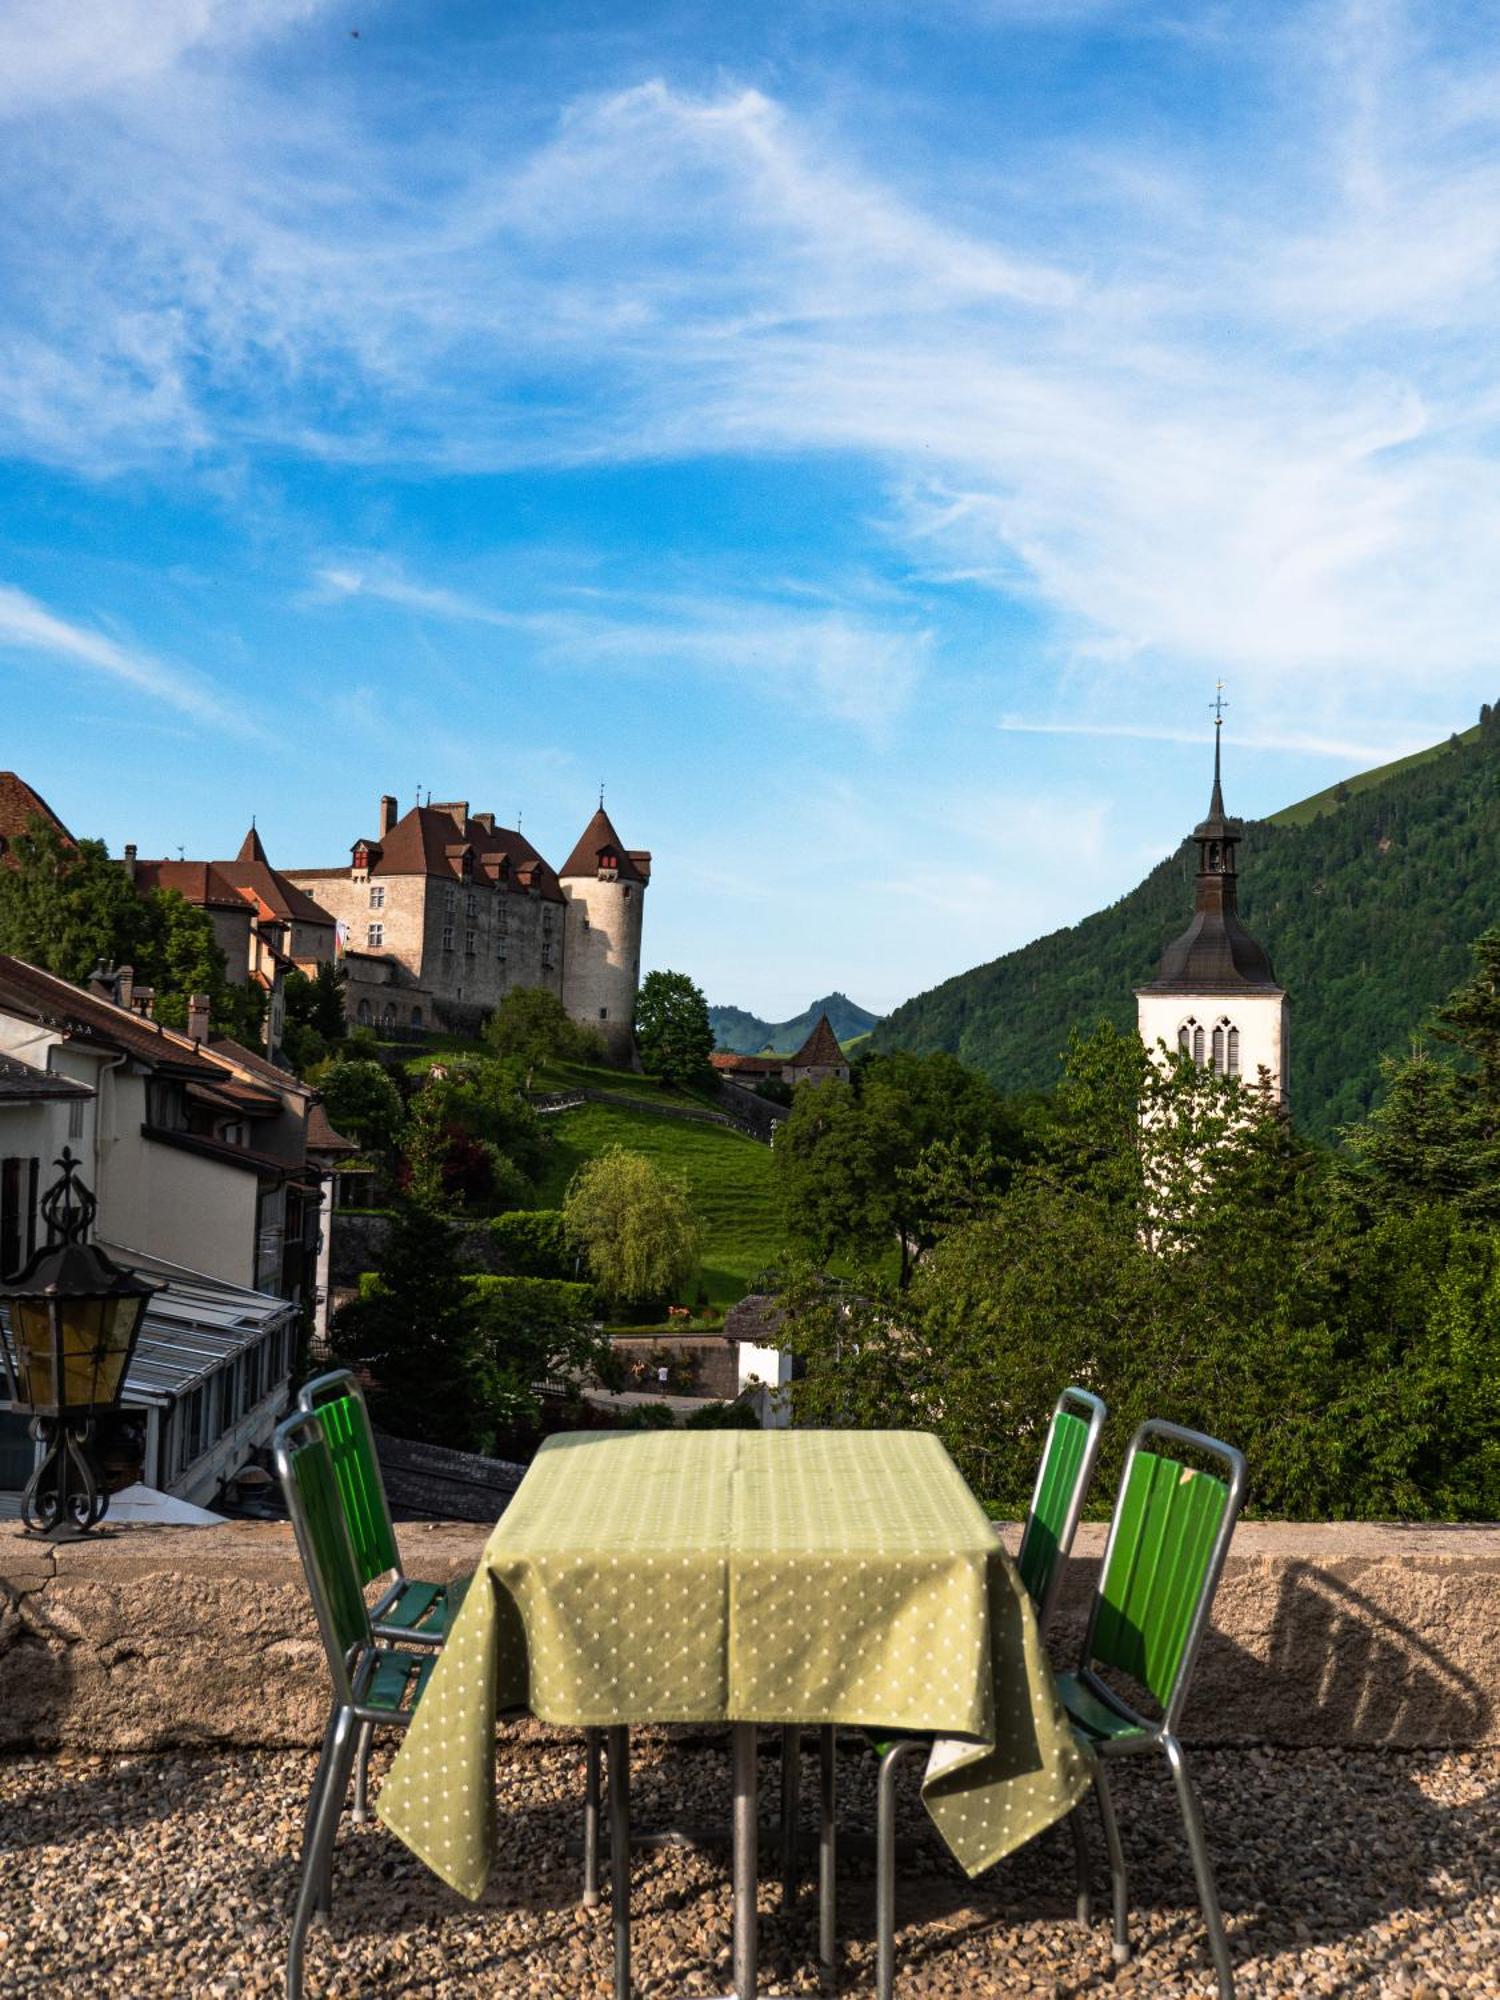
[
  {"xmin": 1137, "ymin": 989, "xmax": 1289, "ymax": 1107},
  {"xmin": 561, "ymin": 874, "xmax": 642, "ymax": 1058}
]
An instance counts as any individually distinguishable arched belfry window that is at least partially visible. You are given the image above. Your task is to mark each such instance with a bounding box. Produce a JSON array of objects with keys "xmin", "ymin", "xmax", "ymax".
[
  {"xmin": 1178, "ymin": 1017, "xmax": 1197, "ymax": 1059},
  {"xmin": 1226, "ymin": 1023, "xmax": 1240, "ymax": 1076},
  {"xmin": 1212, "ymin": 1024, "xmax": 1225, "ymax": 1073}
]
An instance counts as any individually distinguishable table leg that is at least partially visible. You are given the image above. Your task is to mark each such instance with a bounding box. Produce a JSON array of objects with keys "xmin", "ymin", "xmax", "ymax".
[
  {"xmin": 732, "ymin": 1721, "xmax": 758, "ymax": 1999},
  {"xmin": 780, "ymin": 1725, "xmax": 802, "ymax": 1910},
  {"xmin": 819, "ymin": 1725, "xmax": 836, "ymax": 1979},
  {"xmin": 608, "ymin": 1725, "xmax": 630, "ymax": 2000}
]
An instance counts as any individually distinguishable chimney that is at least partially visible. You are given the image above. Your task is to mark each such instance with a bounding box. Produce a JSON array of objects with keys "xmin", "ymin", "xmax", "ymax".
[
  {"xmin": 187, "ymin": 993, "xmax": 211, "ymax": 1044},
  {"xmin": 131, "ymin": 985, "xmax": 156, "ymax": 1020},
  {"xmin": 115, "ymin": 964, "xmax": 134, "ymax": 1012},
  {"xmin": 88, "ymin": 960, "xmax": 117, "ymax": 1003},
  {"xmin": 122, "ymin": 843, "xmax": 137, "ymax": 881},
  {"xmin": 471, "ymin": 811, "xmax": 494, "ymax": 834},
  {"xmin": 431, "ymin": 800, "xmax": 469, "ymax": 830},
  {"xmin": 379, "ymin": 794, "xmax": 399, "ymax": 838}
]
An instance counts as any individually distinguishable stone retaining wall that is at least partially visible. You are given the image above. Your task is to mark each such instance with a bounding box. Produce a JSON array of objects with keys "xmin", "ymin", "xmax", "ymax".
[{"xmin": 1, "ymin": 1520, "xmax": 1496, "ymax": 1753}]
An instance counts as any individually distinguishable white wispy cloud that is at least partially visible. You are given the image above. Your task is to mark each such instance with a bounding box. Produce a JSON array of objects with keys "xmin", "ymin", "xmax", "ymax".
[
  {"xmin": 997, "ymin": 717, "xmax": 1421, "ymax": 764},
  {"xmin": 0, "ymin": 582, "xmax": 250, "ymax": 733},
  {"xmin": 314, "ymin": 561, "xmax": 925, "ymax": 734},
  {"xmin": 4, "ymin": 2, "xmax": 1500, "ymax": 736}
]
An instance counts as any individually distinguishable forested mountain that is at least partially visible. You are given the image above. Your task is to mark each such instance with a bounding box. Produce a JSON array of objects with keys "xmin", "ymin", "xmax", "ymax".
[
  {"xmin": 709, "ymin": 991, "xmax": 881, "ymax": 1055},
  {"xmin": 869, "ymin": 717, "xmax": 1500, "ymax": 1139}
]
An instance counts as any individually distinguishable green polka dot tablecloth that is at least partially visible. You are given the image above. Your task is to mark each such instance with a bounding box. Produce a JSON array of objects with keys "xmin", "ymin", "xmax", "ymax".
[{"xmin": 377, "ymin": 1428, "xmax": 1089, "ymax": 1899}]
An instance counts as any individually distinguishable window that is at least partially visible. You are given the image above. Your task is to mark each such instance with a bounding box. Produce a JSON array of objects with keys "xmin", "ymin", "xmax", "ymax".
[
  {"xmin": 1192, "ymin": 1024, "xmax": 1205, "ymax": 1066},
  {"xmin": 442, "ymin": 925, "xmax": 455, "ymax": 952},
  {"xmin": 581, "ymin": 915, "xmax": 590, "ymax": 931},
  {"xmin": 1212, "ymin": 1024, "xmax": 1225, "ymax": 1073},
  {"xmin": 356, "ymin": 999, "xmax": 372, "ymax": 1026},
  {"xmin": 599, "ymin": 1007, "xmax": 608, "ymax": 1020},
  {"xmin": 411, "ymin": 1007, "xmax": 423, "ymax": 1030},
  {"xmin": 1227, "ymin": 1026, "xmax": 1241, "ymax": 1075},
  {"xmin": 444, "ymin": 889, "xmax": 457, "ymax": 916},
  {"xmin": 465, "ymin": 893, "xmax": 477, "ymax": 919},
  {"xmin": 369, "ymin": 885, "xmax": 385, "ymax": 910},
  {"xmin": 623, "ymin": 885, "xmax": 632, "ymax": 901},
  {"xmin": 67, "ymin": 1097, "xmax": 84, "ymax": 1140},
  {"xmin": 367, "ymin": 922, "xmax": 384, "ymax": 950},
  {"xmin": 496, "ymin": 941, "xmax": 507, "ymax": 961},
  {"xmin": 464, "ymin": 928, "xmax": 476, "ymax": 955},
  {"xmin": 1, "ymin": 1156, "xmax": 39, "ymax": 1279}
]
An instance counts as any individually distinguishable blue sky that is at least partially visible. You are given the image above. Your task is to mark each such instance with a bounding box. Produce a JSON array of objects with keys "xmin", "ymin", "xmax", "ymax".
[{"xmin": 2, "ymin": 0, "xmax": 1499, "ymax": 1017}]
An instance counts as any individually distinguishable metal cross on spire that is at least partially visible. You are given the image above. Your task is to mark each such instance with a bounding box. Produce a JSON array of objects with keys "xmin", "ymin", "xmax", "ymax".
[
  {"xmin": 1208, "ymin": 680, "xmax": 1228, "ymax": 814},
  {"xmin": 599, "ymin": 779, "xmax": 606, "ymax": 810}
]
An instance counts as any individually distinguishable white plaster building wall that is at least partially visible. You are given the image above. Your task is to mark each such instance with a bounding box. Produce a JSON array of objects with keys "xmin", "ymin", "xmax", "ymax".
[
  {"xmin": 1136, "ymin": 990, "xmax": 1289, "ymax": 1106},
  {"xmin": 560, "ymin": 875, "xmax": 643, "ymax": 1057},
  {"xmin": 735, "ymin": 1341, "xmax": 793, "ymax": 1427}
]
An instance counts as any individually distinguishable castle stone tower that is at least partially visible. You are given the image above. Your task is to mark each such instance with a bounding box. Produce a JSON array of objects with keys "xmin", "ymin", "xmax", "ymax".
[
  {"xmin": 1135, "ymin": 712, "xmax": 1288, "ymax": 1106},
  {"xmin": 560, "ymin": 804, "xmax": 649, "ymax": 1062}
]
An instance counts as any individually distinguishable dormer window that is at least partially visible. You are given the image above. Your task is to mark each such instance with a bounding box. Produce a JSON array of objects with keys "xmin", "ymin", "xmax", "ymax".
[{"xmin": 461, "ymin": 851, "xmax": 474, "ymax": 882}]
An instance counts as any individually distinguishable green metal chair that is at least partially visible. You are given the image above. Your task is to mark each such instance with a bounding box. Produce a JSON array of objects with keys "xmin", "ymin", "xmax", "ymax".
[
  {"xmin": 1057, "ymin": 1418, "xmax": 1248, "ymax": 2000},
  {"xmin": 298, "ymin": 1369, "xmax": 468, "ymax": 1820},
  {"xmin": 865, "ymin": 1386, "xmax": 1113, "ymax": 2000},
  {"xmin": 274, "ymin": 1409, "xmax": 442, "ymax": 2000}
]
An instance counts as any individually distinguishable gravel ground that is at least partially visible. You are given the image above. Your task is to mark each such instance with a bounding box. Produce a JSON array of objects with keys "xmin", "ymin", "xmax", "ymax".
[{"xmin": 0, "ymin": 1734, "xmax": 1495, "ymax": 1997}]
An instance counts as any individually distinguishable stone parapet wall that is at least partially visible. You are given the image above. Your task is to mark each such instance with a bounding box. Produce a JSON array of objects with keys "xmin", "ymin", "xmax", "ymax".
[{"xmin": 1, "ymin": 1520, "xmax": 1496, "ymax": 1753}]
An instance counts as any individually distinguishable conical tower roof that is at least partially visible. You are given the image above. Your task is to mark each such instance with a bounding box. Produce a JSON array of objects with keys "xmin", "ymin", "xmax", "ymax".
[
  {"xmin": 560, "ymin": 805, "xmax": 646, "ymax": 882},
  {"xmin": 788, "ymin": 1013, "xmax": 846, "ymax": 1068},
  {"xmin": 236, "ymin": 824, "xmax": 271, "ymax": 866}
]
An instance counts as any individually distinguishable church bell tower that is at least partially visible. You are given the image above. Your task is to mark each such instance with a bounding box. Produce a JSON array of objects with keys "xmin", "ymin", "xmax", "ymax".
[{"xmin": 1135, "ymin": 694, "xmax": 1289, "ymax": 1106}]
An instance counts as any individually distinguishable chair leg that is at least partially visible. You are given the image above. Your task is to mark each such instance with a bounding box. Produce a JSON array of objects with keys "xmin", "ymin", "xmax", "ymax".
[
  {"xmin": 300, "ymin": 1707, "xmax": 339, "ymax": 1868},
  {"xmin": 1162, "ymin": 1733, "xmax": 1233, "ymax": 1999},
  {"xmin": 1091, "ymin": 1759, "xmax": 1130, "ymax": 1967},
  {"xmin": 875, "ymin": 1740, "xmax": 925, "ymax": 2000},
  {"xmin": 583, "ymin": 1728, "xmax": 603, "ymax": 1909},
  {"xmin": 780, "ymin": 1724, "xmax": 803, "ymax": 1911},
  {"xmin": 287, "ymin": 1707, "xmax": 359, "ymax": 2000},
  {"xmin": 818, "ymin": 1725, "xmax": 837, "ymax": 1980},
  {"xmin": 350, "ymin": 1717, "xmax": 376, "ymax": 1824},
  {"xmin": 1069, "ymin": 1803, "xmax": 1092, "ymax": 1929},
  {"xmin": 607, "ymin": 1725, "xmax": 630, "ymax": 2000}
]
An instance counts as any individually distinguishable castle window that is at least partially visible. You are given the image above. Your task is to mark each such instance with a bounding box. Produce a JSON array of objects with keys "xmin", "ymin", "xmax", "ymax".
[
  {"xmin": 461, "ymin": 852, "xmax": 474, "ymax": 882},
  {"xmin": 623, "ymin": 885, "xmax": 631, "ymax": 901},
  {"xmin": 464, "ymin": 929, "xmax": 476, "ymax": 956},
  {"xmin": 357, "ymin": 999, "xmax": 372, "ymax": 1026},
  {"xmin": 444, "ymin": 889, "xmax": 456, "ymax": 916},
  {"xmin": 497, "ymin": 941, "xmax": 507, "ymax": 961},
  {"xmin": 599, "ymin": 1007, "xmax": 608, "ymax": 1020},
  {"xmin": 466, "ymin": 894, "xmax": 477, "ymax": 919},
  {"xmin": 369, "ymin": 885, "xmax": 384, "ymax": 910},
  {"xmin": 367, "ymin": 922, "xmax": 384, "ymax": 950},
  {"xmin": 442, "ymin": 925, "xmax": 454, "ymax": 952}
]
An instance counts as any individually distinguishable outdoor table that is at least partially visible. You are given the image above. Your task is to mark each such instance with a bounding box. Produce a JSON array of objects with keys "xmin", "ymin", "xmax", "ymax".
[{"xmin": 378, "ymin": 1427, "xmax": 1089, "ymax": 1997}]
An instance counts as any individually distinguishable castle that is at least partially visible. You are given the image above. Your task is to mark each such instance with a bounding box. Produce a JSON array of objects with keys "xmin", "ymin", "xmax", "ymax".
[
  {"xmin": 284, "ymin": 795, "xmax": 649, "ymax": 1058},
  {"xmin": 1135, "ymin": 718, "xmax": 1288, "ymax": 1105}
]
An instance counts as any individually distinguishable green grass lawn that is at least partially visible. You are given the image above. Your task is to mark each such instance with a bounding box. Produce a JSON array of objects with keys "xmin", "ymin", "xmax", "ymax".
[
  {"xmin": 531, "ymin": 1055, "xmax": 722, "ymax": 1110},
  {"xmin": 534, "ymin": 1098, "xmax": 785, "ymax": 1309}
]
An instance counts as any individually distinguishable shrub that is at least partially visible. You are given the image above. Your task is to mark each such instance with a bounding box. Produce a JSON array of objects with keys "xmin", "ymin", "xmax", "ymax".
[{"xmin": 488, "ymin": 1209, "xmax": 574, "ymax": 1279}]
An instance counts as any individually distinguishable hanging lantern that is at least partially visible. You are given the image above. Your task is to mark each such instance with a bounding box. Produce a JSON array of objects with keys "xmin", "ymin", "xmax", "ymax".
[{"xmin": 0, "ymin": 1150, "xmax": 160, "ymax": 1539}]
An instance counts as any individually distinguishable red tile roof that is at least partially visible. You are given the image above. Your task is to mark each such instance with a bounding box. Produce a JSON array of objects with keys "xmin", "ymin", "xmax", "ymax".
[
  {"xmin": 0, "ymin": 772, "xmax": 72, "ymax": 868},
  {"xmin": 131, "ymin": 859, "xmax": 250, "ymax": 913},
  {"xmin": 787, "ymin": 1014, "xmax": 847, "ymax": 1070},
  {"xmin": 339, "ymin": 804, "xmax": 565, "ymax": 901},
  {"xmin": 559, "ymin": 806, "xmax": 646, "ymax": 883},
  {"xmin": 215, "ymin": 831, "xmax": 337, "ymax": 928},
  {"xmin": 0, "ymin": 954, "xmax": 231, "ymax": 1078},
  {"xmin": 710, "ymin": 1051, "xmax": 782, "ymax": 1075}
]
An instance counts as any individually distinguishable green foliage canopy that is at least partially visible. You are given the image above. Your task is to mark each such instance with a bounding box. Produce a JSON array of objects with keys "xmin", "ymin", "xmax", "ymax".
[
  {"xmin": 635, "ymin": 969, "xmax": 715, "ymax": 1086},
  {"xmin": 483, "ymin": 985, "xmax": 601, "ymax": 1080},
  {"xmin": 563, "ymin": 1144, "xmax": 703, "ymax": 1309}
]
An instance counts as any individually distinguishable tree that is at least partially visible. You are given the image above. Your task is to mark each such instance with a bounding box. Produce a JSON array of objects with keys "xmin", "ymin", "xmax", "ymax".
[
  {"xmin": 333, "ymin": 1195, "xmax": 478, "ymax": 1448},
  {"xmin": 408, "ymin": 1053, "xmax": 547, "ymax": 1189},
  {"xmin": 635, "ymin": 969, "xmax": 714, "ymax": 1087},
  {"xmin": 484, "ymin": 986, "xmax": 599, "ymax": 1084},
  {"xmin": 0, "ymin": 818, "xmax": 150, "ymax": 984},
  {"xmin": 281, "ymin": 962, "xmax": 347, "ymax": 1072},
  {"xmin": 563, "ymin": 1145, "xmax": 702, "ymax": 1310},
  {"xmin": 312, "ymin": 1057, "xmax": 405, "ymax": 1156},
  {"xmin": 775, "ymin": 1048, "xmax": 1019, "ymax": 1285}
]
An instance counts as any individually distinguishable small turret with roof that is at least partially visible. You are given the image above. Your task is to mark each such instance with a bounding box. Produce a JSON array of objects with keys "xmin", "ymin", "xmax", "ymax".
[
  {"xmin": 559, "ymin": 789, "xmax": 649, "ymax": 1063},
  {"xmin": 1135, "ymin": 691, "xmax": 1289, "ymax": 1105},
  {"xmin": 783, "ymin": 1012, "xmax": 850, "ymax": 1087}
]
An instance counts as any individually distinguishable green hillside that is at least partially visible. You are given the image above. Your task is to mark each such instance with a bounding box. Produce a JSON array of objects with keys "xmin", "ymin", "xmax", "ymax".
[
  {"xmin": 709, "ymin": 991, "xmax": 880, "ymax": 1055},
  {"xmin": 1269, "ymin": 724, "xmax": 1480, "ymax": 828},
  {"xmin": 870, "ymin": 718, "xmax": 1500, "ymax": 1138},
  {"xmin": 535, "ymin": 1098, "xmax": 784, "ymax": 1306}
]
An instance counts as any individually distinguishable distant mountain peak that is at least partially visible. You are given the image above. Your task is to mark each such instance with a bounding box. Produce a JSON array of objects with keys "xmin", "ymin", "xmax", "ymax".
[{"xmin": 709, "ymin": 992, "xmax": 881, "ymax": 1056}]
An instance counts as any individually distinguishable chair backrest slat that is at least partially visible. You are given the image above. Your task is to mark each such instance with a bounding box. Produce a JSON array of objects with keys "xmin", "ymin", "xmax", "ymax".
[
  {"xmin": 300, "ymin": 1370, "xmax": 400, "ymax": 1585},
  {"xmin": 1087, "ymin": 1422, "xmax": 1244, "ymax": 1721},
  {"xmin": 1016, "ymin": 1386, "xmax": 1107, "ymax": 1631},
  {"xmin": 275, "ymin": 1411, "xmax": 372, "ymax": 1696}
]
